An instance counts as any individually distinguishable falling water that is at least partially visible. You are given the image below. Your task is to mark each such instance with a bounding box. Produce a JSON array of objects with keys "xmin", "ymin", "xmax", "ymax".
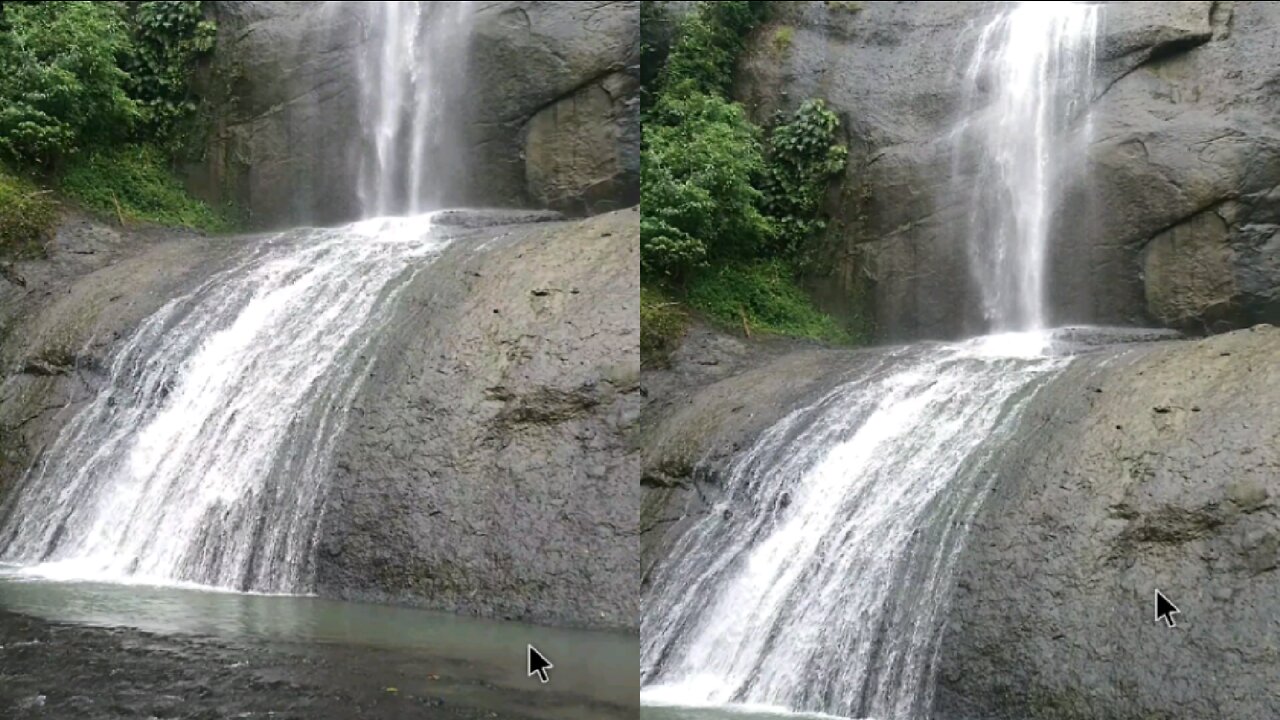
[
  {"xmin": 641, "ymin": 338, "xmax": 1065, "ymax": 718},
  {"xmin": 642, "ymin": 3, "xmax": 1104, "ymax": 717},
  {"xmin": 956, "ymin": 2, "xmax": 1100, "ymax": 332},
  {"xmin": 0, "ymin": 216, "xmax": 449, "ymax": 592},
  {"xmin": 355, "ymin": 1, "xmax": 474, "ymax": 217}
]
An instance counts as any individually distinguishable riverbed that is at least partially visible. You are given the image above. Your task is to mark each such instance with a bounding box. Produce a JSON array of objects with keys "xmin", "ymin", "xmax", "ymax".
[{"xmin": 0, "ymin": 570, "xmax": 638, "ymax": 719}]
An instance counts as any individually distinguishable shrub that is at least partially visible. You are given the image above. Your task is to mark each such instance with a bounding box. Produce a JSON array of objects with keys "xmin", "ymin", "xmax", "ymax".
[
  {"xmin": 0, "ymin": 2, "xmax": 139, "ymax": 166},
  {"xmin": 0, "ymin": 166, "xmax": 58, "ymax": 259},
  {"xmin": 641, "ymin": 91, "xmax": 773, "ymax": 278},
  {"xmin": 772, "ymin": 26, "xmax": 795, "ymax": 55},
  {"xmin": 687, "ymin": 259, "xmax": 852, "ymax": 343},
  {"xmin": 124, "ymin": 1, "xmax": 217, "ymax": 150},
  {"xmin": 640, "ymin": 285, "xmax": 691, "ymax": 368},
  {"xmin": 59, "ymin": 144, "xmax": 236, "ymax": 232},
  {"xmin": 761, "ymin": 99, "xmax": 848, "ymax": 265},
  {"xmin": 659, "ymin": 1, "xmax": 768, "ymax": 99}
]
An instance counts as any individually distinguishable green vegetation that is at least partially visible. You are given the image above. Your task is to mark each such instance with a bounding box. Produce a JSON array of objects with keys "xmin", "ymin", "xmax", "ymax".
[
  {"xmin": 688, "ymin": 260, "xmax": 850, "ymax": 343},
  {"xmin": 640, "ymin": 286, "xmax": 691, "ymax": 368},
  {"xmin": 640, "ymin": 1, "xmax": 857, "ymax": 362},
  {"xmin": 0, "ymin": 2, "xmax": 234, "ymax": 233},
  {"xmin": 0, "ymin": 165, "xmax": 59, "ymax": 259},
  {"xmin": 60, "ymin": 145, "xmax": 237, "ymax": 231},
  {"xmin": 125, "ymin": 1, "xmax": 218, "ymax": 153},
  {"xmin": 771, "ymin": 26, "xmax": 794, "ymax": 55},
  {"xmin": 0, "ymin": 2, "xmax": 138, "ymax": 166}
]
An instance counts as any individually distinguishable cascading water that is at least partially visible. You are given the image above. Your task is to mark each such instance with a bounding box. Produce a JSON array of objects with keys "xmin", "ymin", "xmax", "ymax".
[
  {"xmin": 355, "ymin": 1, "xmax": 474, "ymax": 216},
  {"xmin": 955, "ymin": 2, "xmax": 1099, "ymax": 333},
  {"xmin": 642, "ymin": 340, "xmax": 1065, "ymax": 718},
  {"xmin": 0, "ymin": 217, "xmax": 449, "ymax": 591},
  {"xmin": 0, "ymin": 3, "xmax": 478, "ymax": 593},
  {"xmin": 642, "ymin": 3, "xmax": 1102, "ymax": 717}
]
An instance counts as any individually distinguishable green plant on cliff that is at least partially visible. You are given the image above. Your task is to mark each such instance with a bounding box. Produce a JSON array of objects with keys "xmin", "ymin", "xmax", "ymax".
[
  {"xmin": 0, "ymin": 2, "xmax": 138, "ymax": 167},
  {"xmin": 123, "ymin": 1, "xmax": 217, "ymax": 152},
  {"xmin": 640, "ymin": 286, "xmax": 691, "ymax": 368},
  {"xmin": 640, "ymin": 1, "xmax": 855, "ymax": 354},
  {"xmin": 642, "ymin": 91, "xmax": 772, "ymax": 278},
  {"xmin": 0, "ymin": 165, "xmax": 59, "ymax": 259},
  {"xmin": 0, "ymin": 2, "xmax": 232, "ymax": 231},
  {"xmin": 760, "ymin": 99, "xmax": 848, "ymax": 266},
  {"xmin": 59, "ymin": 144, "xmax": 236, "ymax": 232},
  {"xmin": 657, "ymin": 0, "xmax": 769, "ymax": 99},
  {"xmin": 688, "ymin": 259, "xmax": 851, "ymax": 343}
]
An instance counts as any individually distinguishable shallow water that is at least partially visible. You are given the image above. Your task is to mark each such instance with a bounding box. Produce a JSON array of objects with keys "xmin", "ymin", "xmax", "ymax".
[{"xmin": 0, "ymin": 569, "xmax": 638, "ymax": 718}]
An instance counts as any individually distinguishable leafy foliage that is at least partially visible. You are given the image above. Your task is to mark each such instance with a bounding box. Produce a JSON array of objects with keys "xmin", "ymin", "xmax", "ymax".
[
  {"xmin": 658, "ymin": 1, "xmax": 768, "ymax": 99},
  {"xmin": 60, "ymin": 145, "xmax": 236, "ymax": 232},
  {"xmin": 687, "ymin": 260, "xmax": 852, "ymax": 343},
  {"xmin": 641, "ymin": 91, "xmax": 772, "ymax": 278},
  {"xmin": 0, "ymin": 165, "xmax": 58, "ymax": 259},
  {"xmin": 0, "ymin": 2, "xmax": 231, "ymax": 231},
  {"xmin": 0, "ymin": 2, "xmax": 138, "ymax": 166},
  {"xmin": 124, "ymin": 1, "xmax": 217, "ymax": 149},
  {"xmin": 760, "ymin": 99, "xmax": 848, "ymax": 265},
  {"xmin": 640, "ymin": 1, "xmax": 855, "ymax": 344}
]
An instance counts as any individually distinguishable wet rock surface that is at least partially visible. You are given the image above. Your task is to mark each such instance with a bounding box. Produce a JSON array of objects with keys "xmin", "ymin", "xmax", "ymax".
[
  {"xmin": 192, "ymin": 1, "xmax": 639, "ymax": 227},
  {"xmin": 0, "ymin": 609, "xmax": 541, "ymax": 720},
  {"xmin": 0, "ymin": 215, "xmax": 241, "ymax": 499},
  {"xmin": 317, "ymin": 209, "xmax": 640, "ymax": 630},
  {"xmin": 934, "ymin": 326, "xmax": 1280, "ymax": 720},
  {"xmin": 737, "ymin": 1, "xmax": 1280, "ymax": 339},
  {"xmin": 640, "ymin": 326, "xmax": 1280, "ymax": 718}
]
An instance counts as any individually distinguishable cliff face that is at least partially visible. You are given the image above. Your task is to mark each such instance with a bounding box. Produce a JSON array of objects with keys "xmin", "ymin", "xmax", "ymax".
[
  {"xmin": 736, "ymin": 1, "xmax": 1279, "ymax": 340},
  {"xmin": 316, "ymin": 209, "xmax": 640, "ymax": 630},
  {"xmin": 187, "ymin": 1, "xmax": 639, "ymax": 229}
]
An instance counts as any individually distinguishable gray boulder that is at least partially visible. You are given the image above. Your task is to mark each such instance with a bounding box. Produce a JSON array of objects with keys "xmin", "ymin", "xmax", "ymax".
[
  {"xmin": 934, "ymin": 325, "xmax": 1280, "ymax": 719},
  {"xmin": 316, "ymin": 209, "xmax": 641, "ymax": 630}
]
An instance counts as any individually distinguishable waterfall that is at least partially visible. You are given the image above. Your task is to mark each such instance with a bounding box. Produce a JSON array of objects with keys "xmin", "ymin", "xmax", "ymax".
[
  {"xmin": 355, "ymin": 1, "xmax": 474, "ymax": 217},
  {"xmin": 955, "ymin": 2, "xmax": 1100, "ymax": 332},
  {"xmin": 641, "ymin": 338, "xmax": 1066, "ymax": 717},
  {"xmin": 642, "ymin": 3, "xmax": 1103, "ymax": 717},
  {"xmin": 0, "ymin": 217, "xmax": 449, "ymax": 592},
  {"xmin": 0, "ymin": 4, "xmax": 484, "ymax": 592}
]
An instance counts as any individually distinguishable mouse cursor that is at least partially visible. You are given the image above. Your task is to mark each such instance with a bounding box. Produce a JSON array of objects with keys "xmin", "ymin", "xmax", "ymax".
[
  {"xmin": 527, "ymin": 644, "xmax": 553, "ymax": 683},
  {"xmin": 1154, "ymin": 589, "xmax": 1181, "ymax": 628}
]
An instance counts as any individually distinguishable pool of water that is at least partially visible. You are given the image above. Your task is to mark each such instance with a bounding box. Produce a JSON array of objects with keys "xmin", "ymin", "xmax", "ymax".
[{"xmin": 0, "ymin": 567, "xmax": 638, "ymax": 719}]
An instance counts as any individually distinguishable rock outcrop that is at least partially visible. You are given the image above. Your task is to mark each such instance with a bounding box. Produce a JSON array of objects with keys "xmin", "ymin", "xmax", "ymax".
[
  {"xmin": 0, "ymin": 216, "xmax": 232, "ymax": 494},
  {"xmin": 935, "ymin": 326, "xmax": 1280, "ymax": 720},
  {"xmin": 316, "ymin": 209, "xmax": 641, "ymax": 630},
  {"xmin": 190, "ymin": 1, "xmax": 639, "ymax": 228},
  {"xmin": 736, "ymin": 1, "xmax": 1280, "ymax": 340}
]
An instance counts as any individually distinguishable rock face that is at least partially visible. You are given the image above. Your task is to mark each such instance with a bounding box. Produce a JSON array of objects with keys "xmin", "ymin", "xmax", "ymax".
[
  {"xmin": 640, "ymin": 325, "xmax": 1280, "ymax": 717},
  {"xmin": 0, "ymin": 216, "xmax": 234, "ymax": 494},
  {"xmin": 468, "ymin": 1, "xmax": 641, "ymax": 216},
  {"xmin": 0, "ymin": 210, "xmax": 639, "ymax": 631},
  {"xmin": 934, "ymin": 326, "xmax": 1280, "ymax": 720},
  {"xmin": 736, "ymin": 1, "xmax": 1280, "ymax": 340},
  {"xmin": 315, "ymin": 209, "xmax": 640, "ymax": 630},
  {"xmin": 190, "ymin": 1, "xmax": 639, "ymax": 228}
]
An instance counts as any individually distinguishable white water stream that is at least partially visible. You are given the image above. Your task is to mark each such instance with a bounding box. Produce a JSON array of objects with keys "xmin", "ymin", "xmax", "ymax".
[
  {"xmin": 0, "ymin": 216, "xmax": 448, "ymax": 592},
  {"xmin": 642, "ymin": 3, "xmax": 1102, "ymax": 717}
]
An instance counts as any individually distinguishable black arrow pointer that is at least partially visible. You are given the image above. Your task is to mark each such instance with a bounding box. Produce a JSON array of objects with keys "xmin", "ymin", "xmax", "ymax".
[
  {"xmin": 1154, "ymin": 589, "xmax": 1181, "ymax": 628},
  {"xmin": 527, "ymin": 644, "xmax": 553, "ymax": 683}
]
